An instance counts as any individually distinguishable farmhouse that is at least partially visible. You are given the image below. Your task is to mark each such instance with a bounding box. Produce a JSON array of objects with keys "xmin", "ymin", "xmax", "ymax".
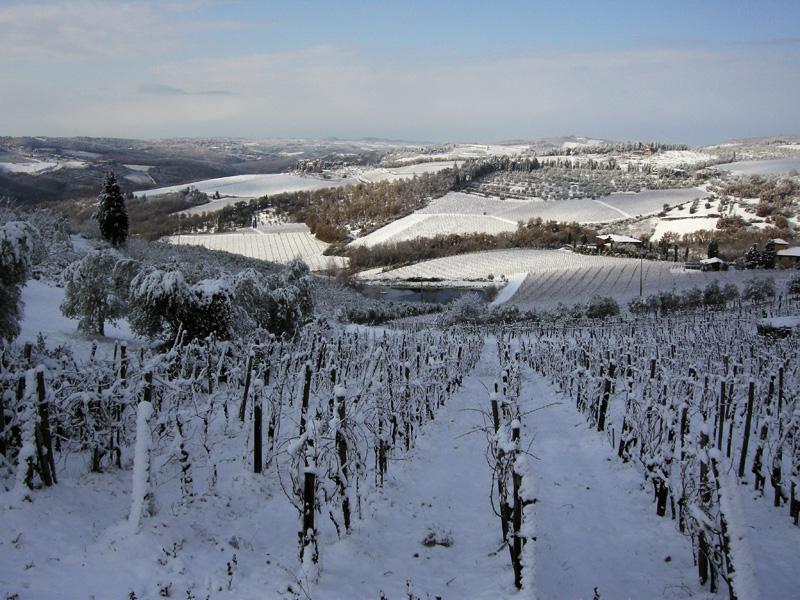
[
  {"xmin": 777, "ymin": 246, "xmax": 800, "ymax": 268},
  {"xmin": 596, "ymin": 234, "xmax": 642, "ymax": 251},
  {"xmin": 700, "ymin": 256, "xmax": 726, "ymax": 271},
  {"xmin": 771, "ymin": 238, "xmax": 790, "ymax": 252}
]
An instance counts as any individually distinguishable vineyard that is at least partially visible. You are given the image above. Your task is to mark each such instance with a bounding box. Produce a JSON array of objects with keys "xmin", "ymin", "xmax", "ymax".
[
  {"xmin": 513, "ymin": 303, "xmax": 800, "ymax": 600},
  {"xmin": 2, "ymin": 282, "xmax": 800, "ymax": 597},
  {"xmin": 353, "ymin": 189, "xmax": 706, "ymax": 249},
  {"xmin": 169, "ymin": 225, "xmax": 346, "ymax": 272},
  {"xmin": 506, "ymin": 262, "xmax": 799, "ymax": 311},
  {"xmin": 356, "ymin": 248, "xmax": 668, "ymax": 285}
]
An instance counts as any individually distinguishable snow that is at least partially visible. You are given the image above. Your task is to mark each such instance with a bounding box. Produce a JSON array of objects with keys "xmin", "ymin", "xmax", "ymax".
[
  {"xmin": 169, "ymin": 227, "xmax": 347, "ymax": 271},
  {"xmin": 3, "ymin": 266, "xmax": 799, "ymax": 599},
  {"xmin": 0, "ymin": 159, "xmax": 85, "ymax": 174},
  {"xmin": 526, "ymin": 373, "xmax": 703, "ymax": 600},
  {"xmin": 716, "ymin": 159, "xmax": 800, "ymax": 176},
  {"xmin": 356, "ymin": 161, "xmax": 458, "ymax": 183},
  {"xmin": 18, "ymin": 280, "xmax": 139, "ymax": 357},
  {"xmin": 491, "ymin": 272, "xmax": 527, "ymax": 305},
  {"xmin": 134, "ymin": 173, "xmax": 354, "ymax": 205},
  {"xmin": 352, "ymin": 188, "xmax": 706, "ymax": 249},
  {"xmin": 653, "ymin": 217, "xmax": 719, "ymax": 240},
  {"xmin": 129, "ymin": 401, "xmax": 154, "ymax": 535}
]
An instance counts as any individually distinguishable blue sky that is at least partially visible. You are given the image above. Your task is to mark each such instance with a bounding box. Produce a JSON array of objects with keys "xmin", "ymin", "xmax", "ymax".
[{"xmin": 1, "ymin": 0, "xmax": 798, "ymax": 145}]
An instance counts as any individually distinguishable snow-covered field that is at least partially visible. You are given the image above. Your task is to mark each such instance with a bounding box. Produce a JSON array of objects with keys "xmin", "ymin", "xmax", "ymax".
[
  {"xmin": 0, "ymin": 158, "xmax": 86, "ymax": 174},
  {"xmin": 622, "ymin": 149, "xmax": 717, "ymax": 171},
  {"xmin": 716, "ymin": 158, "xmax": 800, "ymax": 176},
  {"xmin": 652, "ymin": 217, "xmax": 720, "ymax": 240},
  {"xmin": 355, "ymin": 161, "xmax": 458, "ymax": 183},
  {"xmin": 135, "ymin": 173, "xmax": 354, "ymax": 207},
  {"xmin": 352, "ymin": 189, "xmax": 706, "ymax": 248},
  {"xmin": 356, "ymin": 247, "xmax": 799, "ymax": 310},
  {"xmin": 356, "ymin": 248, "xmax": 647, "ymax": 283},
  {"xmin": 391, "ymin": 142, "xmax": 532, "ymax": 164},
  {"xmin": 507, "ymin": 262, "xmax": 797, "ymax": 310},
  {"xmin": 3, "ymin": 280, "xmax": 799, "ymax": 600},
  {"xmin": 169, "ymin": 224, "xmax": 346, "ymax": 271}
]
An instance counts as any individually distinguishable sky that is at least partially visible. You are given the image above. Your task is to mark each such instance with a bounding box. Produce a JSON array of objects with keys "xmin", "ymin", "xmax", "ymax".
[{"xmin": 1, "ymin": 0, "xmax": 799, "ymax": 146}]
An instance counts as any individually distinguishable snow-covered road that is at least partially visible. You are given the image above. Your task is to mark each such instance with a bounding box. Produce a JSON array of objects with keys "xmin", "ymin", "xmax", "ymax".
[
  {"xmin": 315, "ymin": 338, "xmax": 717, "ymax": 599},
  {"xmin": 525, "ymin": 374, "xmax": 713, "ymax": 599},
  {"xmin": 317, "ymin": 336, "xmax": 514, "ymax": 599}
]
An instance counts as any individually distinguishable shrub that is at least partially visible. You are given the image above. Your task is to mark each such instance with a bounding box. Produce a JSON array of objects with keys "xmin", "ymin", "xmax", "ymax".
[
  {"xmin": 60, "ymin": 250, "xmax": 135, "ymax": 335},
  {"xmin": 436, "ymin": 292, "xmax": 487, "ymax": 326},
  {"xmin": 680, "ymin": 287, "xmax": 703, "ymax": 310},
  {"xmin": 585, "ymin": 296, "xmax": 619, "ymax": 319},
  {"xmin": 788, "ymin": 274, "xmax": 800, "ymax": 296},
  {"xmin": 742, "ymin": 277, "xmax": 776, "ymax": 303},
  {"xmin": 0, "ymin": 221, "xmax": 33, "ymax": 340}
]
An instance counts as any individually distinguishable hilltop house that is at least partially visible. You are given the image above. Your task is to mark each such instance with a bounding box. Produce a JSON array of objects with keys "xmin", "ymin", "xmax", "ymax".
[
  {"xmin": 596, "ymin": 234, "xmax": 642, "ymax": 252},
  {"xmin": 700, "ymin": 257, "xmax": 726, "ymax": 271},
  {"xmin": 777, "ymin": 246, "xmax": 800, "ymax": 268}
]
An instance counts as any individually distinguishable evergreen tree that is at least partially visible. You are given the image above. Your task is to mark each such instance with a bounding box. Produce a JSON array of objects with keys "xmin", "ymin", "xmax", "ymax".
[
  {"xmin": 95, "ymin": 172, "xmax": 129, "ymax": 246},
  {"xmin": 60, "ymin": 250, "xmax": 135, "ymax": 335},
  {"xmin": 0, "ymin": 221, "xmax": 33, "ymax": 340},
  {"xmin": 761, "ymin": 239, "xmax": 776, "ymax": 269},
  {"xmin": 707, "ymin": 240, "xmax": 719, "ymax": 259},
  {"xmin": 744, "ymin": 243, "xmax": 760, "ymax": 269}
]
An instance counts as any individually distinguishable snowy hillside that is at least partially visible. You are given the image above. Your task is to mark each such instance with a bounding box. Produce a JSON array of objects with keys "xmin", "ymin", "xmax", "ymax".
[
  {"xmin": 2, "ymin": 277, "xmax": 799, "ymax": 600},
  {"xmin": 169, "ymin": 224, "xmax": 346, "ymax": 272},
  {"xmin": 351, "ymin": 189, "xmax": 706, "ymax": 249}
]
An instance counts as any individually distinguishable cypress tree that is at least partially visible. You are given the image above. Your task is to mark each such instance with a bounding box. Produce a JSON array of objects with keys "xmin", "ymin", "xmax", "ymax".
[{"xmin": 95, "ymin": 172, "xmax": 129, "ymax": 246}]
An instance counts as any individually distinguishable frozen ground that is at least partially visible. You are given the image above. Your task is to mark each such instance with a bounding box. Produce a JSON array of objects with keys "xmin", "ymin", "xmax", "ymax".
[
  {"xmin": 716, "ymin": 159, "xmax": 800, "ymax": 176},
  {"xmin": 352, "ymin": 189, "xmax": 706, "ymax": 249},
  {"xmin": 169, "ymin": 225, "xmax": 347, "ymax": 271},
  {"xmin": 135, "ymin": 173, "xmax": 354, "ymax": 208},
  {"xmin": 2, "ymin": 284, "xmax": 799, "ymax": 599}
]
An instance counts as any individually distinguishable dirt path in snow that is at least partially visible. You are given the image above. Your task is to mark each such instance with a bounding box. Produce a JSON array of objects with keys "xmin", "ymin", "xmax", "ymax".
[
  {"xmin": 316, "ymin": 337, "xmax": 516, "ymax": 600},
  {"xmin": 315, "ymin": 338, "xmax": 720, "ymax": 599},
  {"xmin": 522, "ymin": 368, "xmax": 717, "ymax": 600}
]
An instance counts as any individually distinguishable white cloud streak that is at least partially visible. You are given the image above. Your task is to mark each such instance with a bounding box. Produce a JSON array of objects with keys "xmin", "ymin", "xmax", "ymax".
[
  {"xmin": 0, "ymin": 0, "xmax": 797, "ymax": 145},
  {"xmin": 132, "ymin": 44, "xmax": 799, "ymax": 143}
]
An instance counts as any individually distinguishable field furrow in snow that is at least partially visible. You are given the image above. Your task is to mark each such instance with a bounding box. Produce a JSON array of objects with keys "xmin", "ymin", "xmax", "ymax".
[
  {"xmin": 522, "ymin": 371, "xmax": 715, "ymax": 600},
  {"xmin": 315, "ymin": 337, "xmax": 516, "ymax": 599}
]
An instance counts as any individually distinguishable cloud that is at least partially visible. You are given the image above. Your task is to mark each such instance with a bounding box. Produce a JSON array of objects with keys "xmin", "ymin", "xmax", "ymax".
[
  {"xmin": 139, "ymin": 83, "xmax": 234, "ymax": 96},
  {"xmin": 2, "ymin": 40, "xmax": 798, "ymax": 144},
  {"xmin": 136, "ymin": 43, "xmax": 799, "ymax": 144},
  {"xmin": 0, "ymin": 0, "xmax": 263, "ymax": 64}
]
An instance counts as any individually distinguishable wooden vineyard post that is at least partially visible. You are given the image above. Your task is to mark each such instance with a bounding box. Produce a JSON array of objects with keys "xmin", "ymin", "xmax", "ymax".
[
  {"xmin": 299, "ymin": 363, "xmax": 311, "ymax": 435},
  {"xmin": 597, "ymin": 362, "xmax": 615, "ymax": 432},
  {"xmin": 490, "ymin": 389, "xmax": 510, "ymax": 544},
  {"xmin": 510, "ymin": 421, "xmax": 523, "ymax": 590},
  {"xmin": 299, "ymin": 469, "xmax": 318, "ymax": 569},
  {"xmin": 143, "ymin": 369, "xmax": 152, "ymax": 404},
  {"xmin": 35, "ymin": 369, "xmax": 56, "ymax": 486},
  {"xmin": 698, "ymin": 425, "xmax": 714, "ymax": 590},
  {"xmin": 717, "ymin": 380, "xmax": 726, "ymax": 452},
  {"xmin": 738, "ymin": 381, "xmax": 755, "ymax": 479},
  {"xmin": 253, "ymin": 400, "xmax": 262, "ymax": 474},
  {"xmin": 773, "ymin": 367, "xmax": 784, "ymax": 508},
  {"xmin": 238, "ymin": 353, "xmax": 254, "ymax": 422},
  {"xmin": 335, "ymin": 390, "xmax": 351, "ymax": 533}
]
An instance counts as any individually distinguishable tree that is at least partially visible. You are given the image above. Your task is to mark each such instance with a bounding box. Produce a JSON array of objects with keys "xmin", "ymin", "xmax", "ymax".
[
  {"xmin": 707, "ymin": 240, "xmax": 719, "ymax": 259},
  {"xmin": 744, "ymin": 244, "xmax": 760, "ymax": 269},
  {"xmin": 585, "ymin": 295, "xmax": 620, "ymax": 319},
  {"xmin": 95, "ymin": 172, "xmax": 129, "ymax": 246},
  {"xmin": 760, "ymin": 239, "xmax": 776, "ymax": 269},
  {"xmin": 59, "ymin": 250, "xmax": 135, "ymax": 335},
  {"xmin": 0, "ymin": 221, "xmax": 33, "ymax": 340},
  {"xmin": 742, "ymin": 277, "xmax": 776, "ymax": 304},
  {"xmin": 128, "ymin": 267, "xmax": 191, "ymax": 341}
]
